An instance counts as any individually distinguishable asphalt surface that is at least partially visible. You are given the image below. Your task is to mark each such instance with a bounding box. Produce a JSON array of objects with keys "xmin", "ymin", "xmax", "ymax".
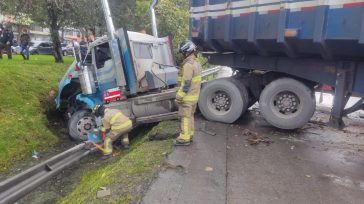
[{"xmin": 142, "ymin": 109, "xmax": 364, "ymax": 204}]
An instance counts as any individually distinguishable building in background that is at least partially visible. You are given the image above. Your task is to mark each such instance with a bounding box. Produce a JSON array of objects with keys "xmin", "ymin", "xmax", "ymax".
[{"xmin": 0, "ymin": 13, "xmax": 80, "ymax": 45}]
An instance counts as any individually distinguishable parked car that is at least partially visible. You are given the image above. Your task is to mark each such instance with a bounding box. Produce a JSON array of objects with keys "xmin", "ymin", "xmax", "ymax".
[
  {"xmin": 61, "ymin": 43, "xmax": 74, "ymax": 56},
  {"xmin": 29, "ymin": 41, "xmax": 54, "ymax": 55},
  {"xmin": 12, "ymin": 45, "xmax": 21, "ymax": 54}
]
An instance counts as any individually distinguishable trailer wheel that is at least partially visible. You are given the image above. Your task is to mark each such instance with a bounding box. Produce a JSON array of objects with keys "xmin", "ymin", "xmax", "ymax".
[
  {"xmin": 68, "ymin": 109, "xmax": 96, "ymax": 141},
  {"xmin": 259, "ymin": 78, "xmax": 315, "ymax": 129},
  {"xmin": 198, "ymin": 78, "xmax": 249, "ymax": 123}
]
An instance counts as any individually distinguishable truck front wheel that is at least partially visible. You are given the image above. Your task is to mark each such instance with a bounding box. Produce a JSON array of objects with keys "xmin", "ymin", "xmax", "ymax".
[
  {"xmin": 259, "ymin": 78, "xmax": 315, "ymax": 129},
  {"xmin": 198, "ymin": 78, "xmax": 249, "ymax": 123},
  {"xmin": 68, "ymin": 109, "xmax": 96, "ymax": 141}
]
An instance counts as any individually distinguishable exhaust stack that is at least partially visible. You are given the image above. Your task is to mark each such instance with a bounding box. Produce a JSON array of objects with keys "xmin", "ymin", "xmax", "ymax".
[
  {"xmin": 101, "ymin": 0, "xmax": 116, "ymax": 39},
  {"xmin": 150, "ymin": 0, "xmax": 159, "ymax": 37}
]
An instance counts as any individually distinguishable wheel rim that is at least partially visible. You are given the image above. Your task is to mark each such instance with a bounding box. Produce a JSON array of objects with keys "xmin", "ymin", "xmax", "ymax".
[
  {"xmin": 76, "ymin": 116, "xmax": 96, "ymax": 140},
  {"xmin": 271, "ymin": 91, "xmax": 301, "ymax": 117},
  {"xmin": 207, "ymin": 90, "xmax": 232, "ymax": 115}
]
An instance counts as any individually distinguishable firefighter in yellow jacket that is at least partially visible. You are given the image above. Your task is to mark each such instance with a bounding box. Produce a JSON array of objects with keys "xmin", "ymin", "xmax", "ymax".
[
  {"xmin": 93, "ymin": 105, "xmax": 132, "ymax": 159},
  {"xmin": 175, "ymin": 40, "xmax": 202, "ymax": 146}
]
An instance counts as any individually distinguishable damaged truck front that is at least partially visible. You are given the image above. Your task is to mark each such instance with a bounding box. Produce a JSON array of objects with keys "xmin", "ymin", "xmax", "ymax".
[{"xmin": 56, "ymin": 0, "xmax": 179, "ymax": 141}]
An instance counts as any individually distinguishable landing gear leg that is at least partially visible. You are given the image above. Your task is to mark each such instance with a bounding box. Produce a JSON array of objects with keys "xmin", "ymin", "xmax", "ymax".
[{"xmin": 329, "ymin": 65, "xmax": 353, "ymax": 129}]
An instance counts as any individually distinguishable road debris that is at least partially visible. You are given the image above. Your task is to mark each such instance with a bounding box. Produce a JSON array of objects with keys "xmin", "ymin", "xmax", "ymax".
[
  {"xmin": 244, "ymin": 129, "xmax": 274, "ymax": 145},
  {"xmin": 97, "ymin": 187, "xmax": 111, "ymax": 198},
  {"xmin": 290, "ymin": 145, "xmax": 295, "ymax": 150},
  {"xmin": 32, "ymin": 150, "xmax": 39, "ymax": 159},
  {"xmin": 205, "ymin": 166, "xmax": 214, "ymax": 172},
  {"xmin": 306, "ymin": 175, "xmax": 311, "ymax": 178}
]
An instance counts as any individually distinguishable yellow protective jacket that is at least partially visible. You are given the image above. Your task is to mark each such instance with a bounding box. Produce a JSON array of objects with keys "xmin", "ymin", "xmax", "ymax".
[
  {"xmin": 101, "ymin": 109, "xmax": 132, "ymax": 133},
  {"xmin": 176, "ymin": 54, "xmax": 202, "ymax": 104}
]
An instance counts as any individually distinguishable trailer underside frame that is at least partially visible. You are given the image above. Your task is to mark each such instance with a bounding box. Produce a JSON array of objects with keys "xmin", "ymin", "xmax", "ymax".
[{"xmin": 207, "ymin": 53, "xmax": 364, "ymax": 128}]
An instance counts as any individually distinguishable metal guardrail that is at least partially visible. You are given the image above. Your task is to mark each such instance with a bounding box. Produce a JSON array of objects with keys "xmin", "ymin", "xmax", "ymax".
[
  {"xmin": 201, "ymin": 66, "xmax": 222, "ymax": 78},
  {"xmin": 0, "ymin": 142, "xmax": 94, "ymax": 204}
]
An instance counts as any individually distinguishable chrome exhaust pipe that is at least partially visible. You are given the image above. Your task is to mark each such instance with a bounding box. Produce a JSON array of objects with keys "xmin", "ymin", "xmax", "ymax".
[
  {"xmin": 150, "ymin": 0, "xmax": 159, "ymax": 37},
  {"xmin": 101, "ymin": 0, "xmax": 116, "ymax": 39}
]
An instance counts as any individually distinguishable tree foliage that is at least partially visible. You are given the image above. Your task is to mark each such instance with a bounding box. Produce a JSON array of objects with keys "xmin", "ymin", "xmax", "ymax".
[{"xmin": 0, "ymin": 0, "xmax": 190, "ymax": 63}]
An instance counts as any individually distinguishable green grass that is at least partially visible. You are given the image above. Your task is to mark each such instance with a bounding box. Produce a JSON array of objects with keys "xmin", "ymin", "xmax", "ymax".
[
  {"xmin": 59, "ymin": 121, "xmax": 178, "ymax": 204},
  {"xmin": 0, "ymin": 55, "xmax": 73, "ymax": 171}
]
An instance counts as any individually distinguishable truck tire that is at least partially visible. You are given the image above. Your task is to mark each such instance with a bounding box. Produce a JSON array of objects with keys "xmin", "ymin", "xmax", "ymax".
[
  {"xmin": 259, "ymin": 78, "xmax": 315, "ymax": 129},
  {"xmin": 198, "ymin": 78, "xmax": 249, "ymax": 123},
  {"xmin": 68, "ymin": 109, "xmax": 96, "ymax": 141}
]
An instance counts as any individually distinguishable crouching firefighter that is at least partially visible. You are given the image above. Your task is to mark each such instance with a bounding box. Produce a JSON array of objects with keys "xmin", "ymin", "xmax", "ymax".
[
  {"xmin": 93, "ymin": 105, "xmax": 133, "ymax": 159},
  {"xmin": 175, "ymin": 40, "xmax": 202, "ymax": 146}
]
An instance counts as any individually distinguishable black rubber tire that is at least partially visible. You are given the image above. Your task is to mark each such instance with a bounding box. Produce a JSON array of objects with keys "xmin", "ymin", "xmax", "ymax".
[
  {"xmin": 68, "ymin": 109, "xmax": 96, "ymax": 141},
  {"xmin": 198, "ymin": 78, "xmax": 249, "ymax": 123},
  {"xmin": 259, "ymin": 78, "xmax": 316, "ymax": 129}
]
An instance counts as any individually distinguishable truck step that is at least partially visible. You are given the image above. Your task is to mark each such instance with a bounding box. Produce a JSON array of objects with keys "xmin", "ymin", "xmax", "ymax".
[{"xmin": 136, "ymin": 112, "xmax": 179, "ymax": 124}]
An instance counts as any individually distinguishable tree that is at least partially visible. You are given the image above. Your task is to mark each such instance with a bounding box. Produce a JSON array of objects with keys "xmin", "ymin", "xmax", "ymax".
[{"xmin": 0, "ymin": 0, "xmax": 98, "ymax": 63}]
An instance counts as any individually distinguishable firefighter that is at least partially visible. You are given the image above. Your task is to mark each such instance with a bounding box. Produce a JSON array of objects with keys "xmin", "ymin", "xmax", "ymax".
[
  {"xmin": 93, "ymin": 105, "xmax": 133, "ymax": 159},
  {"xmin": 175, "ymin": 40, "xmax": 202, "ymax": 146}
]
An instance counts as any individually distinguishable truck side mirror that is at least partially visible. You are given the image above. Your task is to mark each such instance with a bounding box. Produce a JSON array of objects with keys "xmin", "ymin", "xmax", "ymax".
[{"xmin": 73, "ymin": 42, "xmax": 82, "ymax": 63}]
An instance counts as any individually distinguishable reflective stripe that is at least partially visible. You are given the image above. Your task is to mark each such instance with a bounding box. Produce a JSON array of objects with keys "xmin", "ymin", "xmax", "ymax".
[
  {"xmin": 122, "ymin": 137, "xmax": 129, "ymax": 145},
  {"xmin": 111, "ymin": 120, "xmax": 132, "ymax": 131},
  {"xmin": 191, "ymin": 75, "xmax": 202, "ymax": 82},
  {"xmin": 179, "ymin": 117, "xmax": 191, "ymax": 140},
  {"xmin": 183, "ymin": 95, "xmax": 199, "ymax": 102},
  {"xmin": 176, "ymin": 90, "xmax": 187, "ymax": 98},
  {"xmin": 110, "ymin": 112, "xmax": 122, "ymax": 125},
  {"xmin": 104, "ymin": 137, "xmax": 112, "ymax": 155}
]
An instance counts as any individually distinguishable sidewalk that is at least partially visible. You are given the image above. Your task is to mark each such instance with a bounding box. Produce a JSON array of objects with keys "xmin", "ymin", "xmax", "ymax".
[
  {"xmin": 142, "ymin": 113, "xmax": 364, "ymax": 204},
  {"xmin": 142, "ymin": 119, "xmax": 227, "ymax": 204}
]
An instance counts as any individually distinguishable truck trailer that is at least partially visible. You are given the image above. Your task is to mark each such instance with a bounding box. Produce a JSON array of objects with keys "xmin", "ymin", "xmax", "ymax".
[{"xmin": 191, "ymin": 0, "xmax": 364, "ymax": 129}]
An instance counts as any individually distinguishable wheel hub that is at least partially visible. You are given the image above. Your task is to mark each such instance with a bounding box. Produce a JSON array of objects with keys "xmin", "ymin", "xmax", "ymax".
[
  {"xmin": 212, "ymin": 92, "xmax": 231, "ymax": 111},
  {"xmin": 77, "ymin": 117, "xmax": 96, "ymax": 137},
  {"xmin": 275, "ymin": 92, "xmax": 299, "ymax": 113}
]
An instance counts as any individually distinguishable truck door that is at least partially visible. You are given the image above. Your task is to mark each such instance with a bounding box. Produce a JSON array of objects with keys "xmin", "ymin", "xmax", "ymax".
[{"xmin": 93, "ymin": 42, "xmax": 118, "ymax": 92}]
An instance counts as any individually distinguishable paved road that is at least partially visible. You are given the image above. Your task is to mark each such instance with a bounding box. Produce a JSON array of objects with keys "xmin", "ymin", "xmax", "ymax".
[{"xmin": 142, "ymin": 110, "xmax": 364, "ymax": 204}]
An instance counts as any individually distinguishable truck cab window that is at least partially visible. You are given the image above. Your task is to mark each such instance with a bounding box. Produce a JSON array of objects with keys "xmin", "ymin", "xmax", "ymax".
[
  {"xmin": 133, "ymin": 42, "xmax": 152, "ymax": 59},
  {"xmin": 95, "ymin": 43, "xmax": 112, "ymax": 69}
]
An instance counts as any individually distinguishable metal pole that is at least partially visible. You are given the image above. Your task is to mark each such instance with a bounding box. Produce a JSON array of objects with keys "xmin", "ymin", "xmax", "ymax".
[
  {"xmin": 150, "ymin": 0, "xmax": 159, "ymax": 37},
  {"xmin": 101, "ymin": 0, "xmax": 116, "ymax": 40}
]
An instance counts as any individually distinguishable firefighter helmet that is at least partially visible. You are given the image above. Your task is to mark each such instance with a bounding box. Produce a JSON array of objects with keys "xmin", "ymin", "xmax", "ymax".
[
  {"xmin": 92, "ymin": 104, "xmax": 106, "ymax": 117},
  {"xmin": 179, "ymin": 40, "xmax": 197, "ymax": 56}
]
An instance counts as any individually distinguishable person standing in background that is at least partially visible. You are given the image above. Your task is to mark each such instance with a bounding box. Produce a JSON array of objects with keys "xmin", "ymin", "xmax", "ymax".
[
  {"xmin": 0, "ymin": 24, "xmax": 4, "ymax": 59},
  {"xmin": 20, "ymin": 28, "xmax": 31, "ymax": 60},
  {"xmin": 0, "ymin": 24, "xmax": 14, "ymax": 59}
]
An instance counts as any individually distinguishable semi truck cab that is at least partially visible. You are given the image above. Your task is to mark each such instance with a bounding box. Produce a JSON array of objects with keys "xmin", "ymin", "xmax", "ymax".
[{"xmin": 56, "ymin": 1, "xmax": 179, "ymax": 140}]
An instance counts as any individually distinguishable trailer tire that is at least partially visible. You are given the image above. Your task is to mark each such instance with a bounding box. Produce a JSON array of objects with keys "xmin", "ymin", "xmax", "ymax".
[
  {"xmin": 259, "ymin": 78, "xmax": 315, "ymax": 129},
  {"xmin": 198, "ymin": 78, "xmax": 249, "ymax": 123},
  {"xmin": 68, "ymin": 109, "xmax": 96, "ymax": 141}
]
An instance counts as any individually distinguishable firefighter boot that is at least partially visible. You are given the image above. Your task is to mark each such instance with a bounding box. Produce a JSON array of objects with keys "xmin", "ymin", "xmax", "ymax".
[
  {"xmin": 121, "ymin": 134, "xmax": 130, "ymax": 150},
  {"xmin": 175, "ymin": 117, "xmax": 192, "ymax": 146},
  {"xmin": 101, "ymin": 137, "xmax": 113, "ymax": 160},
  {"xmin": 174, "ymin": 138, "xmax": 191, "ymax": 146}
]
